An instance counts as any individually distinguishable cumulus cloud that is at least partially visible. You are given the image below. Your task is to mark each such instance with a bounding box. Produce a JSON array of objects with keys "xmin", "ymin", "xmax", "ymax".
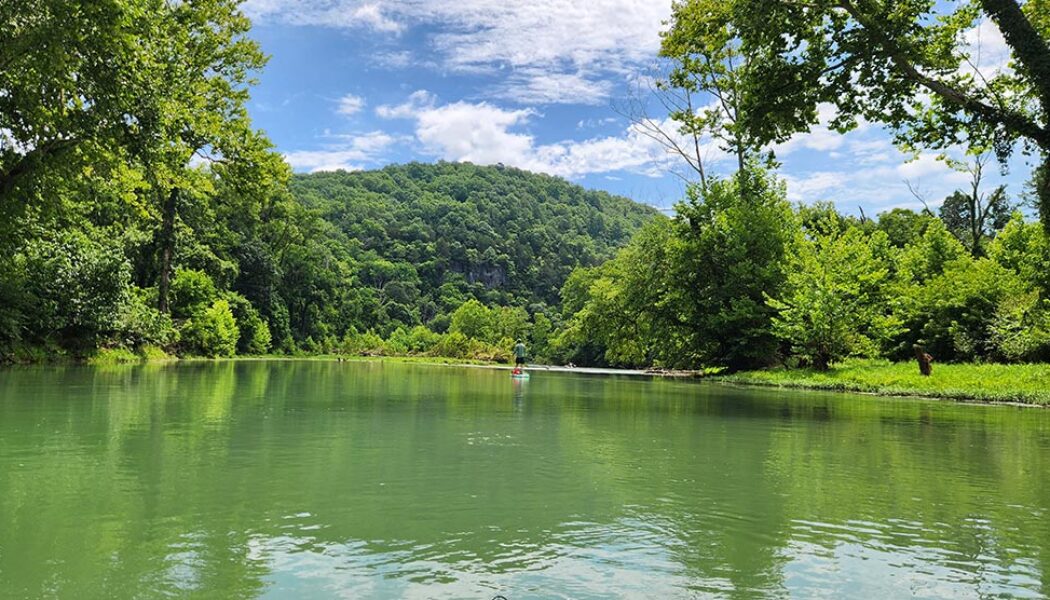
[
  {"xmin": 961, "ymin": 19, "xmax": 1012, "ymax": 79},
  {"xmin": 242, "ymin": 0, "xmax": 671, "ymax": 104},
  {"xmin": 283, "ymin": 131, "xmax": 397, "ymax": 172},
  {"xmin": 375, "ymin": 91, "xmax": 725, "ymax": 178}
]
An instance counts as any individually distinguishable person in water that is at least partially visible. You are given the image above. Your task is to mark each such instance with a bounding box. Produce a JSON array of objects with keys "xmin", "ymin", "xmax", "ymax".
[{"xmin": 513, "ymin": 339, "xmax": 527, "ymax": 372}]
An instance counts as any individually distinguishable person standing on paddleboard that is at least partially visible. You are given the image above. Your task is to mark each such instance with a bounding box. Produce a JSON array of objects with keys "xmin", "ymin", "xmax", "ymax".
[{"xmin": 513, "ymin": 339, "xmax": 527, "ymax": 371}]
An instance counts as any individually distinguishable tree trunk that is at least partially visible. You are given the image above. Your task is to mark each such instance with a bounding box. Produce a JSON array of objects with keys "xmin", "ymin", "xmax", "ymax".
[
  {"xmin": 913, "ymin": 344, "xmax": 933, "ymax": 376},
  {"xmin": 1038, "ymin": 155, "xmax": 1050, "ymax": 235},
  {"xmin": 157, "ymin": 187, "xmax": 179, "ymax": 314}
]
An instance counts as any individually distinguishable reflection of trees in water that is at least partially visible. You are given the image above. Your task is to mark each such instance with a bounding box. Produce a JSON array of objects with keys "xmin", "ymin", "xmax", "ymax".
[{"xmin": 0, "ymin": 364, "xmax": 1048, "ymax": 597}]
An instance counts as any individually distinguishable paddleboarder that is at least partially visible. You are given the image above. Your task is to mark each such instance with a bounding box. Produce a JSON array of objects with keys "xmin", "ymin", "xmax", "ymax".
[{"xmin": 513, "ymin": 339, "xmax": 527, "ymax": 373}]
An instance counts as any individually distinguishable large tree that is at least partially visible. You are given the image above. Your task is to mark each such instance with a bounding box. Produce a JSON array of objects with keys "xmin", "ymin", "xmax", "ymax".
[
  {"xmin": 1, "ymin": 0, "xmax": 272, "ymax": 311},
  {"xmin": 663, "ymin": 0, "xmax": 1050, "ymax": 227}
]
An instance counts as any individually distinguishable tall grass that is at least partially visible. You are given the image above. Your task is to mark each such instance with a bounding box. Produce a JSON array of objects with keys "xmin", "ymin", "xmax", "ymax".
[{"xmin": 719, "ymin": 359, "xmax": 1050, "ymax": 405}]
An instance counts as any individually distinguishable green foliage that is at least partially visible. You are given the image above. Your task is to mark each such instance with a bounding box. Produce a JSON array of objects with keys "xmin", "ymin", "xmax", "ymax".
[
  {"xmin": 530, "ymin": 313, "xmax": 553, "ymax": 361},
  {"xmin": 290, "ymin": 162, "xmax": 657, "ymax": 331},
  {"xmin": 898, "ymin": 257, "xmax": 1028, "ymax": 362},
  {"xmin": 877, "ymin": 209, "xmax": 933, "ymax": 249},
  {"xmin": 87, "ymin": 348, "xmax": 141, "ymax": 366},
  {"xmin": 671, "ymin": 169, "xmax": 797, "ymax": 369},
  {"xmin": 662, "ymin": 0, "xmax": 1050, "ymax": 228},
  {"xmin": 556, "ymin": 167, "xmax": 797, "ymax": 371},
  {"xmin": 340, "ymin": 330, "xmax": 387, "ymax": 356},
  {"xmin": 170, "ymin": 269, "xmax": 218, "ymax": 319},
  {"xmin": 939, "ymin": 186, "xmax": 1012, "ymax": 256},
  {"xmin": 721, "ymin": 359, "xmax": 1050, "ymax": 405},
  {"xmin": 989, "ymin": 213, "xmax": 1050, "ymax": 295},
  {"xmin": 223, "ymin": 292, "xmax": 272, "ymax": 355},
  {"xmin": 449, "ymin": 300, "xmax": 496, "ymax": 342},
  {"xmin": 117, "ymin": 289, "xmax": 177, "ymax": 349},
  {"xmin": 769, "ymin": 224, "xmax": 899, "ymax": 370},
  {"xmin": 181, "ymin": 299, "xmax": 239, "ymax": 357},
  {"xmin": 990, "ymin": 290, "xmax": 1050, "ymax": 362},
  {"xmin": 17, "ymin": 230, "xmax": 132, "ymax": 347}
]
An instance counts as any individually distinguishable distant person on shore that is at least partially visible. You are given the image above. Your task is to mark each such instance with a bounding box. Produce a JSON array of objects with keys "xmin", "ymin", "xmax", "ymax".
[{"xmin": 513, "ymin": 339, "xmax": 527, "ymax": 372}]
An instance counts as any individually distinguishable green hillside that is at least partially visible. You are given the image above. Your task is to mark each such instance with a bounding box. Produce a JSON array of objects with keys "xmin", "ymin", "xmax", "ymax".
[
  {"xmin": 0, "ymin": 159, "xmax": 657, "ymax": 360},
  {"xmin": 291, "ymin": 162, "xmax": 658, "ymax": 331}
]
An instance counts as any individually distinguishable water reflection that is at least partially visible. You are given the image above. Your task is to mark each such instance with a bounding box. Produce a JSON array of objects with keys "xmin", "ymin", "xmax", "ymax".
[{"xmin": 0, "ymin": 361, "xmax": 1048, "ymax": 598}]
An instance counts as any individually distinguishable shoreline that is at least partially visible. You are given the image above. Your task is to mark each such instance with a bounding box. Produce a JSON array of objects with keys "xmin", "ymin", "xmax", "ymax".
[{"xmin": 4, "ymin": 352, "xmax": 1048, "ymax": 407}]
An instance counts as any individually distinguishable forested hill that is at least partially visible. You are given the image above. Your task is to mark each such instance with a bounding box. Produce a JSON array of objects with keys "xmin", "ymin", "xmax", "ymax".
[{"xmin": 292, "ymin": 162, "xmax": 658, "ymax": 327}]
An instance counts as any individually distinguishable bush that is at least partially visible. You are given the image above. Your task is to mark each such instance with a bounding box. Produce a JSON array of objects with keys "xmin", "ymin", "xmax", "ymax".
[
  {"xmin": 433, "ymin": 331, "xmax": 471, "ymax": 358},
  {"xmin": 991, "ymin": 291, "xmax": 1050, "ymax": 362},
  {"xmin": 449, "ymin": 300, "xmax": 496, "ymax": 342},
  {"xmin": 20, "ymin": 230, "xmax": 132, "ymax": 344},
  {"xmin": 88, "ymin": 347, "xmax": 140, "ymax": 365},
  {"xmin": 170, "ymin": 268, "xmax": 217, "ymax": 319},
  {"xmin": 223, "ymin": 292, "xmax": 272, "ymax": 354},
  {"xmin": 180, "ymin": 299, "xmax": 239, "ymax": 357},
  {"xmin": 405, "ymin": 325, "xmax": 441, "ymax": 353},
  {"xmin": 117, "ymin": 288, "xmax": 177, "ymax": 349},
  {"xmin": 339, "ymin": 330, "xmax": 386, "ymax": 355}
]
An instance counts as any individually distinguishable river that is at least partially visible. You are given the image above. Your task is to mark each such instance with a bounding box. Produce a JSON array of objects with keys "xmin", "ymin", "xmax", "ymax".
[{"xmin": 1, "ymin": 361, "xmax": 1048, "ymax": 598}]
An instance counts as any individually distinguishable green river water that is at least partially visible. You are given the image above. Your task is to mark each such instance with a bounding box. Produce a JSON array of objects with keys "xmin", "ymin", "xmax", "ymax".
[{"xmin": 1, "ymin": 360, "xmax": 1049, "ymax": 599}]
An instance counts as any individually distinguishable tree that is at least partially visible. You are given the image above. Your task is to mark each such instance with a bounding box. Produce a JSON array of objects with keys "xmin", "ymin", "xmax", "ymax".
[
  {"xmin": 659, "ymin": 0, "xmax": 767, "ymax": 177},
  {"xmin": 663, "ymin": 0, "xmax": 1050, "ymax": 228},
  {"xmin": 0, "ymin": 0, "xmax": 273, "ymax": 313},
  {"xmin": 877, "ymin": 208, "xmax": 934, "ymax": 248},
  {"xmin": 938, "ymin": 154, "xmax": 1013, "ymax": 256},
  {"xmin": 449, "ymin": 300, "xmax": 496, "ymax": 342},
  {"xmin": 670, "ymin": 167, "xmax": 797, "ymax": 369},
  {"xmin": 770, "ymin": 224, "xmax": 898, "ymax": 370}
]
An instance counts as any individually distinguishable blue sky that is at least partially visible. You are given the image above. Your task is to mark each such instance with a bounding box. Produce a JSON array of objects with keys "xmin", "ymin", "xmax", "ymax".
[{"xmin": 242, "ymin": 0, "xmax": 1033, "ymax": 214}]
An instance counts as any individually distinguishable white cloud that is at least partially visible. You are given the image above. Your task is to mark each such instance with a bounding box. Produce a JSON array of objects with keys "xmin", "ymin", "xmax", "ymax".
[
  {"xmin": 773, "ymin": 104, "xmax": 871, "ymax": 157},
  {"xmin": 373, "ymin": 50, "xmax": 413, "ymax": 69},
  {"xmin": 283, "ymin": 131, "xmax": 397, "ymax": 172},
  {"xmin": 961, "ymin": 19, "xmax": 1012, "ymax": 79},
  {"xmin": 242, "ymin": 0, "xmax": 672, "ymax": 104},
  {"xmin": 415, "ymin": 102, "xmax": 538, "ymax": 165},
  {"xmin": 245, "ymin": 0, "xmax": 403, "ymax": 32},
  {"xmin": 336, "ymin": 93, "xmax": 366, "ymax": 116},
  {"xmin": 783, "ymin": 152, "xmax": 977, "ymax": 210},
  {"xmin": 376, "ymin": 91, "xmax": 725, "ymax": 178},
  {"xmin": 492, "ymin": 70, "xmax": 614, "ymax": 106}
]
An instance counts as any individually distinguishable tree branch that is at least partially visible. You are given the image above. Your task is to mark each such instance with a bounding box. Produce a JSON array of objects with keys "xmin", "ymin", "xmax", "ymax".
[
  {"xmin": 0, "ymin": 137, "xmax": 79, "ymax": 199},
  {"xmin": 835, "ymin": 0, "xmax": 1050, "ymax": 149},
  {"xmin": 978, "ymin": 0, "xmax": 1050, "ymax": 114}
]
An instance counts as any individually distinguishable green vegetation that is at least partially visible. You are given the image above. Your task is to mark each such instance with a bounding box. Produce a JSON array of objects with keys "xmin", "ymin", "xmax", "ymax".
[
  {"xmin": 661, "ymin": 0, "xmax": 1050, "ymax": 228},
  {"xmin": 4, "ymin": 0, "xmax": 1050, "ymax": 406},
  {"xmin": 719, "ymin": 359, "xmax": 1050, "ymax": 405},
  {"xmin": 556, "ymin": 167, "xmax": 1050, "ymax": 373},
  {"xmin": 551, "ymin": 2, "xmax": 1050, "ymax": 390}
]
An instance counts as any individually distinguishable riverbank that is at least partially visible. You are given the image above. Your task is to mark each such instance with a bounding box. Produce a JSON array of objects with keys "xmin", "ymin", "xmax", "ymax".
[
  {"xmin": 8, "ymin": 350, "xmax": 1049, "ymax": 406},
  {"xmin": 717, "ymin": 359, "xmax": 1050, "ymax": 406}
]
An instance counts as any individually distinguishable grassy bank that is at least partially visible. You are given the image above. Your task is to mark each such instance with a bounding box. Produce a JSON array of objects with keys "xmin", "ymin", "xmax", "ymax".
[
  {"xmin": 718, "ymin": 359, "xmax": 1050, "ymax": 405},
  {"xmin": 1, "ymin": 349, "xmax": 502, "ymax": 368}
]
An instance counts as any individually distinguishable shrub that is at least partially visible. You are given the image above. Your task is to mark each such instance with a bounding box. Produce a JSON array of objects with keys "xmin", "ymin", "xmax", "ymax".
[
  {"xmin": 88, "ymin": 347, "xmax": 140, "ymax": 365},
  {"xmin": 339, "ymin": 330, "xmax": 386, "ymax": 355},
  {"xmin": 180, "ymin": 299, "xmax": 239, "ymax": 357},
  {"xmin": 170, "ymin": 268, "xmax": 217, "ymax": 319},
  {"xmin": 20, "ymin": 230, "xmax": 132, "ymax": 344},
  {"xmin": 405, "ymin": 325, "xmax": 441, "ymax": 353},
  {"xmin": 449, "ymin": 300, "xmax": 496, "ymax": 342},
  {"xmin": 117, "ymin": 288, "xmax": 177, "ymax": 349},
  {"xmin": 223, "ymin": 292, "xmax": 272, "ymax": 354},
  {"xmin": 991, "ymin": 291, "xmax": 1050, "ymax": 362},
  {"xmin": 433, "ymin": 331, "xmax": 471, "ymax": 358}
]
